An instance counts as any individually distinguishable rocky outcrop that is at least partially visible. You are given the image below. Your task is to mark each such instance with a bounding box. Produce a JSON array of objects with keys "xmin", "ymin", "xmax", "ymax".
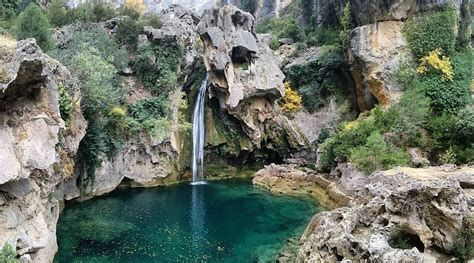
[
  {"xmin": 64, "ymin": 134, "xmax": 186, "ymax": 199},
  {"xmin": 350, "ymin": 21, "xmax": 406, "ymax": 110},
  {"xmin": 143, "ymin": 4, "xmax": 202, "ymax": 76},
  {"xmin": 198, "ymin": 5, "xmax": 307, "ymax": 155},
  {"xmin": 349, "ymin": 0, "xmax": 461, "ymax": 26},
  {"xmin": 298, "ymin": 166, "xmax": 473, "ymax": 262},
  {"xmin": 253, "ymin": 164, "xmax": 352, "ymax": 209},
  {"xmin": 0, "ymin": 39, "xmax": 86, "ymax": 262}
]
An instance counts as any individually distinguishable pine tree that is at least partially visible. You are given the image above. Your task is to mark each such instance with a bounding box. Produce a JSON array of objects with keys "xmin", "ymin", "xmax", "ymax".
[
  {"xmin": 16, "ymin": 3, "xmax": 54, "ymax": 51},
  {"xmin": 47, "ymin": 0, "xmax": 66, "ymax": 27}
]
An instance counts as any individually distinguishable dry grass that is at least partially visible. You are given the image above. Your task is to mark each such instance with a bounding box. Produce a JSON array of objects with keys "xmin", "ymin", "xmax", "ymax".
[{"xmin": 0, "ymin": 34, "xmax": 17, "ymax": 62}]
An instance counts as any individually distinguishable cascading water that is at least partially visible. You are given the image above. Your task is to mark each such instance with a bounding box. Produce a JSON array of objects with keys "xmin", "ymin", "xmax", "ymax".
[{"xmin": 191, "ymin": 76, "xmax": 208, "ymax": 184}]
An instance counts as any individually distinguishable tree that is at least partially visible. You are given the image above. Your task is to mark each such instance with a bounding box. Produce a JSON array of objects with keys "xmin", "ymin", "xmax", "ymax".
[
  {"xmin": 339, "ymin": 2, "xmax": 352, "ymax": 50},
  {"xmin": 16, "ymin": 3, "xmax": 54, "ymax": 51},
  {"xmin": 124, "ymin": 0, "xmax": 144, "ymax": 17},
  {"xmin": 47, "ymin": 0, "xmax": 66, "ymax": 27}
]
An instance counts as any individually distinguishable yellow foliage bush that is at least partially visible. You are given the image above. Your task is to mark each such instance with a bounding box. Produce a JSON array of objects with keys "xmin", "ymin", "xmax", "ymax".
[
  {"xmin": 281, "ymin": 82, "xmax": 302, "ymax": 112},
  {"xmin": 110, "ymin": 106, "xmax": 126, "ymax": 117},
  {"xmin": 125, "ymin": 0, "xmax": 145, "ymax": 16},
  {"xmin": 416, "ymin": 48, "xmax": 453, "ymax": 81}
]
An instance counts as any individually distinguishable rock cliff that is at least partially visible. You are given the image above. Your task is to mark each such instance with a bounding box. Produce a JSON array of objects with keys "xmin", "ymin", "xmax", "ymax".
[
  {"xmin": 198, "ymin": 5, "xmax": 307, "ymax": 158},
  {"xmin": 0, "ymin": 39, "xmax": 86, "ymax": 262}
]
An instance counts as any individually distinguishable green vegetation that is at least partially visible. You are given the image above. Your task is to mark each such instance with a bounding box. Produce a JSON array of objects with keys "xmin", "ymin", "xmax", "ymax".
[
  {"xmin": 286, "ymin": 45, "xmax": 349, "ymax": 112},
  {"xmin": 50, "ymin": 24, "xmax": 128, "ymax": 193},
  {"xmin": 404, "ymin": 5, "xmax": 457, "ymax": 59},
  {"xmin": 0, "ymin": 243, "xmax": 17, "ymax": 263},
  {"xmin": 46, "ymin": 0, "xmax": 66, "ymax": 27},
  {"xmin": 114, "ymin": 17, "xmax": 143, "ymax": 49},
  {"xmin": 319, "ymin": 86, "xmax": 430, "ymax": 173},
  {"xmin": 15, "ymin": 3, "xmax": 54, "ymax": 50},
  {"xmin": 71, "ymin": 47, "xmax": 127, "ymax": 192},
  {"xmin": 132, "ymin": 39, "xmax": 184, "ymax": 95},
  {"xmin": 319, "ymin": 2, "xmax": 472, "ymax": 173},
  {"xmin": 349, "ymin": 131, "xmax": 410, "ymax": 174},
  {"xmin": 453, "ymin": 214, "xmax": 474, "ymax": 261},
  {"xmin": 58, "ymin": 83, "xmax": 73, "ymax": 126}
]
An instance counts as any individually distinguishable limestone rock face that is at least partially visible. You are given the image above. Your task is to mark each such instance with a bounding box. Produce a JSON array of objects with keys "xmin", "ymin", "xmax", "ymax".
[
  {"xmin": 198, "ymin": 5, "xmax": 306, "ymax": 151},
  {"xmin": 64, "ymin": 135, "xmax": 184, "ymax": 199},
  {"xmin": 0, "ymin": 39, "xmax": 86, "ymax": 262},
  {"xmin": 349, "ymin": 0, "xmax": 461, "ymax": 26},
  {"xmin": 350, "ymin": 21, "xmax": 406, "ymax": 110},
  {"xmin": 298, "ymin": 166, "xmax": 472, "ymax": 262}
]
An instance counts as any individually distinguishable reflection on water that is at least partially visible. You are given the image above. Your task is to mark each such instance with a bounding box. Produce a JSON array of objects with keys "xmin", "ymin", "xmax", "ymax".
[
  {"xmin": 55, "ymin": 180, "xmax": 319, "ymax": 262},
  {"xmin": 190, "ymin": 184, "xmax": 207, "ymax": 256}
]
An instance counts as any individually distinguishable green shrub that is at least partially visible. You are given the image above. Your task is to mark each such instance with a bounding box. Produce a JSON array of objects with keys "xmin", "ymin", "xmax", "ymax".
[
  {"xmin": 316, "ymin": 127, "xmax": 331, "ymax": 144},
  {"xmin": 349, "ymin": 131, "xmax": 410, "ymax": 174},
  {"xmin": 47, "ymin": 0, "xmax": 66, "ymax": 27},
  {"xmin": 0, "ymin": 243, "xmax": 17, "ymax": 263},
  {"xmin": 128, "ymin": 96, "xmax": 169, "ymax": 123},
  {"xmin": 141, "ymin": 14, "xmax": 162, "ymax": 29},
  {"xmin": 0, "ymin": 2, "xmax": 18, "ymax": 33},
  {"xmin": 304, "ymin": 27, "xmax": 340, "ymax": 46},
  {"xmin": 117, "ymin": 5, "xmax": 139, "ymax": 20},
  {"xmin": 70, "ymin": 47, "xmax": 126, "ymax": 194},
  {"xmin": 286, "ymin": 45, "xmax": 348, "ymax": 112},
  {"xmin": 115, "ymin": 17, "xmax": 142, "ymax": 49},
  {"xmin": 132, "ymin": 39, "xmax": 184, "ymax": 95},
  {"xmin": 64, "ymin": 2, "xmax": 115, "ymax": 24},
  {"xmin": 49, "ymin": 24, "xmax": 128, "ymax": 70},
  {"xmin": 58, "ymin": 83, "xmax": 73, "ymax": 126},
  {"xmin": 453, "ymin": 214, "xmax": 474, "ymax": 261},
  {"xmin": 256, "ymin": 16, "xmax": 302, "ymax": 45},
  {"xmin": 404, "ymin": 5, "xmax": 457, "ymax": 58},
  {"xmin": 429, "ymin": 106, "xmax": 474, "ymax": 165},
  {"xmin": 15, "ymin": 3, "xmax": 54, "ymax": 51},
  {"xmin": 414, "ymin": 50, "xmax": 471, "ymax": 114},
  {"xmin": 319, "ymin": 115, "xmax": 378, "ymax": 170}
]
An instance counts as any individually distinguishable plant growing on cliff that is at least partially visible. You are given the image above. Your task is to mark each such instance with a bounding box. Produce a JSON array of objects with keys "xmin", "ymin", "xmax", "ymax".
[
  {"xmin": 286, "ymin": 45, "xmax": 349, "ymax": 112},
  {"xmin": 49, "ymin": 25, "xmax": 128, "ymax": 70},
  {"xmin": 115, "ymin": 17, "xmax": 143, "ymax": 50},
  {"xmin": 453, "ymin": 214, "xmax": 474, "ymax": 261},
  {"xmin": 339, "ymin": 2, "xmax": 352, "ymax": 50},
  {"xmin": 58, "ymin": 83, "xmax": 73, "ymax": 126},
  {"xmin": 404, "ymin": 4, "xmax": 457, "ymax": 58},
  {"xmin": 0, "ymin": 243, "xmax": 17, "ymax": 263},
  {"xmin": 416, "ymin": 48, "xmax": 453, "ymax": 81},
  {"xmin": 281, "ymin": 82, "xmax": 302, "ymax": 112},
  {"xmin": 15, "ymin": 3, "xmax": 54, "ymax": 51},
  {"xmin": 132, "ymin": 40, "xmax": 184, "ymax": 95},
  {"xmin": 71, "ymin": 47, "xmax": 126, "ymax": 194}
]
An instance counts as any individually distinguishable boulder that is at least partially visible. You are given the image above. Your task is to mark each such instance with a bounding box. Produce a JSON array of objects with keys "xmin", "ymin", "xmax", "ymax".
[{"xmin": 298, "ymin": 166, "xmax": 472, "ymax": 262}]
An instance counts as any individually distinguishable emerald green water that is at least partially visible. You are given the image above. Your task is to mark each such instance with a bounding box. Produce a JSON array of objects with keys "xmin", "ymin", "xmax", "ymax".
[{"xmin": 55, "ymin": 180, "xmax": 319, "ymax": 262}]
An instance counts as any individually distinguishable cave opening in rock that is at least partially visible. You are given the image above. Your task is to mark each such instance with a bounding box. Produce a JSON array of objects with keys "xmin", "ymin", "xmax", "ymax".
[
  {"xmin": 388, "ymin": 231, "xmax": 425, "ymax": 252},
  {"xmin": 231, "ymin": 46, "xmax": 252, "ymax": 65}
]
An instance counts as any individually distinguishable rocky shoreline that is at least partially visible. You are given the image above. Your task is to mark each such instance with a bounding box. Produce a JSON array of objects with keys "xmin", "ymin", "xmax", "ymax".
[{"xmin": 253, "ymin": 164, "xmax": 474, "ymax": 262}]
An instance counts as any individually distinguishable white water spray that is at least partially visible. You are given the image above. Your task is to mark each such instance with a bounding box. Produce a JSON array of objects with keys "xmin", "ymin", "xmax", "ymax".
[{"xmin": 191, "ymin": 76, "xmax": 208, "ymax": 185}]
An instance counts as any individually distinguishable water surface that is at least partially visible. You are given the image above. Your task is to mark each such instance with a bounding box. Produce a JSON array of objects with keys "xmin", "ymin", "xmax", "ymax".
[{"xmin": 55, "ymin": 179, "xmax": 319, "ymax": 262}]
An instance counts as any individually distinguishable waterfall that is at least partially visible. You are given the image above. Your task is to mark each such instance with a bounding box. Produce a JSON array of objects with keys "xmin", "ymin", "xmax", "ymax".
[{"xmin": 191, "ymin": 76, "xmax": 208, "ymax": 184}]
